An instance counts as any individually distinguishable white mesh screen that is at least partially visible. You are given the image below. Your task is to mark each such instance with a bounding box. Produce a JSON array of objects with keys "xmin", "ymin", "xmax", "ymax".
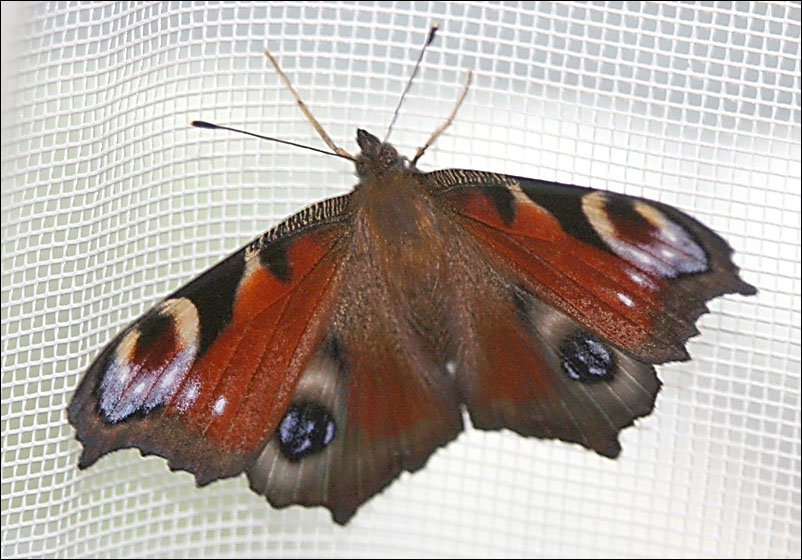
[{"xmin": 2, "ymin": 2, "xmax": 800, "ymax": 558}]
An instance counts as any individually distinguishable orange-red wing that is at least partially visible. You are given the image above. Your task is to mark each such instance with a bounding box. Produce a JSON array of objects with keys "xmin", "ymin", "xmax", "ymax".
[
  {"xmin": 426, "ymin": 169, "xmax": 755, "ymax": 364},
  {"xmin": 68, "ymin": 196, "xmax": 352, "ymax": 484}
]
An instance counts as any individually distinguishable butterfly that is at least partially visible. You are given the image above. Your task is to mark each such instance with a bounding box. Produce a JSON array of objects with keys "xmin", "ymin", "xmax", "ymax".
[{"xmin": 68, "ymin": 29, "xmax": 756, "ymax": 525}]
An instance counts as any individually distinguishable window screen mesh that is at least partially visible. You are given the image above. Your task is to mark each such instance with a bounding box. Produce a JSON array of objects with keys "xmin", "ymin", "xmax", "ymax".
[{"xmin": 2, "ymin": 2, "xmax": 799, "ymax": 558}]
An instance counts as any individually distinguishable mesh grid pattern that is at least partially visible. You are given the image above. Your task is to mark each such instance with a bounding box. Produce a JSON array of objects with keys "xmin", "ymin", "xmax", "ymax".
[{"xmin": 1, "ymin": 2, "xmax": 799, "ymax": 557}]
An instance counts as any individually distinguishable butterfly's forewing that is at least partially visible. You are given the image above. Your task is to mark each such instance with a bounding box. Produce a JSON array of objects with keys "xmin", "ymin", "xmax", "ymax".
[
  {"xmin": 426, "ymin": 169, "xmax": 755, "ymax": 361},
  {"xmin": 68, "ymin": 196, "xmax": 353, "ymax": 484},
  {"xmin": 424, "ymin": 169, "xmax": 755, "ymax": 456}
]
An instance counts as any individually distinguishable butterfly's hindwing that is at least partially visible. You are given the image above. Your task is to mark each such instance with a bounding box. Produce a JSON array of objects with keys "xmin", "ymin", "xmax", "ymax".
[
  {"xmin": 248, "ymin": 210, "xmax": 464, "ymax": 524},
  {"xmin": 433, "ymin": 224, "xmax": 659, "ymax": 458},
  {"xmin": 457, "ymin": 281, "xmax": 661, "ymax": 458}
]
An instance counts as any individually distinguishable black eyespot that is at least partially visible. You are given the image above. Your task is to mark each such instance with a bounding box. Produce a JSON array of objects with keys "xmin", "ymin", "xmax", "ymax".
[
  {"xmin": 277, "ymin": 401, "xmax": 336, "ymax": 461},
  {"xmin": 560, "ymin": 331, "xmax": 616, "ymax": 382}
]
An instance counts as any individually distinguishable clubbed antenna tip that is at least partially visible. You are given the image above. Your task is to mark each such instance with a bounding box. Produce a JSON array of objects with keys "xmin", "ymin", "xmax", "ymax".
[
  {"xmin": 190, "ymin": 120, "xmax": 218, "ymax": 129},
  {"xmin": 384, "ymin": 24, "xmax": 441, "ymax": 144},
  {"xmin": 426, "ymin": 23, "xmax": 439, "ymax": 46}
]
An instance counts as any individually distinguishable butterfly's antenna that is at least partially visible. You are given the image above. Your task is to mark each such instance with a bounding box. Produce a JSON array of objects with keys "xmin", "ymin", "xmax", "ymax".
[
  {"xmin": 383, "ymin": 24, "xmax": 439, "ymax": 145},
  {"xmin": 411, "ymin": 69, "xmax": 472, "ymax": 165},
  {"xmin": 263, "ymin": 48, "xmax": 355, "ymax": 161},
  {"xmin": 191, "ymin": 121, "xmax": 353, "ymax": 161}
]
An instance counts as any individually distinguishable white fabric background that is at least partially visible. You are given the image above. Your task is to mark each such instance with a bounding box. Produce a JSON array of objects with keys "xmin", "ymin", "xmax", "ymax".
[{"xmin": 1, "ymin": 2, "xmax": 799, "ymax": 558}]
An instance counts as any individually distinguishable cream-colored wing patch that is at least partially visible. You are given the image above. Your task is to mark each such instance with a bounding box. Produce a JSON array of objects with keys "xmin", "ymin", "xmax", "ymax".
[
  {"xmin": 98, "ymin": 297, "xmax": 200, "ymax": 422},
  {"xmin": 582, "ymin": 191, "xmax": 708, "ymax": 278}
]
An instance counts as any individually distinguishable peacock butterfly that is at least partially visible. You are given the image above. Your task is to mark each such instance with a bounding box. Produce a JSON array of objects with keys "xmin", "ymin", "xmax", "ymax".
[{"xmin": 68, "ymin": 27, "xmax": 756, "ymax": 525}]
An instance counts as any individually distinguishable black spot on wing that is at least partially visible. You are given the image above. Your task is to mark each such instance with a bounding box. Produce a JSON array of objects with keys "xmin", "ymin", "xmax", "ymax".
[
  {"xmin": 517, "ymin": 178, "xmax": 609, "ymax": 252},
  {"xmin": 480, "ymin": 185, "xmax": 516, "ymax": 226},
  {"xmin": 173, "ymin": 249, "xmax": 246, "ymax": 356},
  {"xmin": 260, "ymin": 237, "xmax": 292, "ymax": 283}
]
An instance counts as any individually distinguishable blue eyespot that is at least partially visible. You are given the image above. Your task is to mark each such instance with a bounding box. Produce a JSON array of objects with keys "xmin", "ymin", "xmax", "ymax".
[
  {"xmin": 277, "ymin": 401, "xmax": 336, "ymax": 461},
  {"xmin": 560, "ymin": 331, "xmax": 616, "ymax": 383}
]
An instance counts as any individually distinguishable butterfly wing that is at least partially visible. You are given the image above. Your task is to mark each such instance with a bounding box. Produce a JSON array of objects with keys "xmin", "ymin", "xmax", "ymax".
[
  {"xmin": 68, "ymin": 196, "xmax": 354, "ymax": 484},
  {"xmin": 247, "ymin": 212, "xmax": 463, "ymax": 524},
  {"xmin": 424, "ymin": 169, "xmax": 755, "ymax": 456},
  {"xmin": 69, "ymin": 191, "xmax": 464, "ymax": 524}
]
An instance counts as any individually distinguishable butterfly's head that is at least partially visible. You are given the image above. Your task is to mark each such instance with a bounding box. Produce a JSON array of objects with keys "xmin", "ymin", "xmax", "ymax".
[{"xmin": 354, "ymin": 129, "xmax": 408, "ymax": 180}]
